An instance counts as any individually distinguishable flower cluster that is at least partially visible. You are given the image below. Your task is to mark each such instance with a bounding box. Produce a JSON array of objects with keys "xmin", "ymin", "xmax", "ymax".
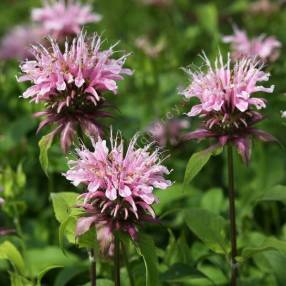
[
  {"xmin": 18, "ymin": 33, "xmax": 132, "ymax": 152},
  {"xmin": 0, "ymin": 0, "xmax": 101, "ymax": 60},
  {"xmin": 0, "ymin": 26, "xmax": 45, "ymax": 60},
  {"xmin": 223, "ymin": 27, "xmax": 281, "ymax": 62},
  {"xmin": 181, "ymin": 54, "xmax": 276, "ymax": 163},
  {"xmin": 32, "ymin": 0, "xmax": 102, "ymax": 39},
  {"xmin": 147, "ymin": 118, "xmax": 189, "ymax": 147},
  {"xmin": 64, "ymin": 134, "xmax": 172, "ymax": 240}
]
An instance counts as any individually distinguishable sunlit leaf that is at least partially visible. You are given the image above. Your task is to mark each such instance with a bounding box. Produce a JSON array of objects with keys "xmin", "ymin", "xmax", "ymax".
[
  {"xmin": 0, "ymin": 241, "xmax": 25, "ymax": 275},
  {"xmin": 51, "ymin": 192, "xmax": 78, "ymax": 223}
]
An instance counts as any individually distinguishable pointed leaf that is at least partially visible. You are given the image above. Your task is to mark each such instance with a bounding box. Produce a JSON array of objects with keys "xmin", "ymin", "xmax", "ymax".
[
  {"xmin": 51, "ymin": 192, "xmax": 78, "ymax": 223},
  {"xmin": 161, "ymin": 263, "xmax": 214, "ymax": 283},
  {"xmin": 136, "ymin": 233, "xmax": 161, "ymax": 286},
  {"xmin": 185, "ymin": 208, "xmax": 228, "ymax": 254},
  {"xmin": 257, "ymin": 185, "xmax": 286, "ymax": 204},
  {"xmin": 242, "ymin": 238, "xmax": 286, "ymax": 260},
  {"xmin": 39, "ymin": 133, "xmax": 54, "ymax": 176},
  {"xmin": 59, "ymin": 216, "xmax": 77, "ymax": 251},
  {"xmin": 184, "ymin": 147, "xmax": 222, "ymax": 188}
]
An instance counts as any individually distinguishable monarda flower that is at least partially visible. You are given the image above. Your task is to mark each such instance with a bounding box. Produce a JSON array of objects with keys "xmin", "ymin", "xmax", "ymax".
[
  {"xmin": 181, "ymin": 54, "xmax": 276, "ymax": 163},
  {"xmin": 64, "ymin": 133, "xmax": 172, "ymax": 240},
  {"xmin": 249, "ymin": 0, "xmax": 279, "ymax": 15},
  {"xmin": 147, "ymin": 118, "xmax": 189, "ymax": 147},
  {"xmin": 32, "ymin": 0, "xmax": 102, "ymax": 39},
  {"xmin": 18, "ymin": 33, "xmax": 132, "ymax": 152},
  {"xmin": 0, "ymin": 25, "xmax": 45, "ymax": 60},
  {"xmin": 223, "ymin": 27, "xmax": 281, "ymax": 63}
]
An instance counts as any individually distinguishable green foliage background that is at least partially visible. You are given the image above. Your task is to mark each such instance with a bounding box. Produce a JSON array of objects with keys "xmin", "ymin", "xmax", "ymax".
[{"xmin": 1, "ymin": 0, "xmax": 286, "ymax": 285}]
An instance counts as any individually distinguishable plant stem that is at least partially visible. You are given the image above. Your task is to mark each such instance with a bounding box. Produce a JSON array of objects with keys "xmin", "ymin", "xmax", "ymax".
[
  {"xmin": 122, "ymin": 243, "xmax": 135, "ymax": 286},
  {"xmin": 89, "ymin": 248, "xmax": 96, "ymax": 286},
  {"xmin": 227, "ymin": 144, "xmax": 238, "ymax": 286},
  {"xmin": 114, "ymin": 235, "xmax": 121, "ymax": 286}
]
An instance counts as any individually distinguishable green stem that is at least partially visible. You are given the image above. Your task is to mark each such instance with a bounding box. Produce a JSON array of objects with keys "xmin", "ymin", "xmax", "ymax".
[
  {"xmin": 227, "ymin": 145, "xmax": 238, "ymax": 286},
  {"xmin": 114, "ymin": 235, "xmax": 121, "ymax": 286},
  {"xmin": 89, "ymin": 248, "xmax": 96, "ymax": 286},
  {"xmin": 122, "ymin": 243, "xmax": 135, "ymax": 286},
  {"xmin": 12, "ymin": 204, "xmax": 24, "ymax": 240}
]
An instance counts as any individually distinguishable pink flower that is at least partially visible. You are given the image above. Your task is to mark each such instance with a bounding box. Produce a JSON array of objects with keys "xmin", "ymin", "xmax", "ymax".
[
  {"xmin": 249, "ymin": 0, "xmax": 279, "ymax": 15},
  {"xmin": 147, "ymin": 119, "xmax": 190, "ymax": 147},
  {"xmin": 18, "ymin": 33, "xmax": 132, "ymax": 152},
  {"xmin": 181, "ymin": 54, "xmax": 276, "ymax": 163},
  {"xmin": 32, "ymin": 0, "xmax": 102, "ymax": 39},
  {"xmin": 96, "ymin": 223, "xmax": 114, "ymax": 257},
  {"xmin": 64, "ymin": 133, "xmax": 172, "ymax": 239},
  {"xmin": 223, "ymin": 27, "xmax": 281, "ymax": 62},
  {"xmin": 0, "ymin": 25, "xmax": 45, "ymax": 60}
]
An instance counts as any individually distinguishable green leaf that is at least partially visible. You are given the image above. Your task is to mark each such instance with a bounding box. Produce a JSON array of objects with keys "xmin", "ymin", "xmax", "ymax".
[
  {"xmin": 185, "ymin": 208, "xmax": 228, "ymax": 254},
  {"xmin": 9, "ymin": 272, "xmax": 32, "ymax": 286},
  {"xmin": 154, "ymin": 183, "xmax": 186, "ymax": 214},
  {"xmin": 16, "ymin": 163, "xmax": 26, "ymax": 188},
  {"xmin": 77, "ymin": 227, "xmax": 98, "ymax": 250},
  {"xmin": 37, "ymin": 265, "xmax": 63, "ymax": 286},
  {"xmin": 25, "ymin": 246, "xmax": 78, "ymax": 277},
  {"xmin": 136, "ymin": 233, "xmax": 161, "ymax": 286},
  {"xmin": 242, "ymin": 238, "xmax": 286, "ymax": 260},
  {"xmin": 0, "ymin": 241, "xmax": 25, "ymax": 275},
  {"xmin": 82, "ymin": 280, "xmax": 113, "ymax": 286},
  {"xmin": 184, "ymin": 147, "xmax": 221, "ymax": 188},
  {"xmin": 196, "ymin": 4, "xmax": 218, "ymax": 35},
  {"xmin": 39, "ymin": 133, "xmax": 54, "ymax": 176},
  {"xmin": 256, "ymin": 185, "xmax": 286, "ymax": 204},
  {"xmin": 59, "ymin": 216, "xmax": 76, "ymax": 251},
  {"xmin": 161, "ymin": 263, "xmax": 213, "ymax": 283},
  {"xmin": 51, "ymin": 192, "xmax": 78, "ymax": 223},
  {"xmin": 54, "ymin": 265, "xmax": 88, "ymax": 286},
  {"xmin": 201, "ymin": 188, "xmax": 225, "ymax": 214}
]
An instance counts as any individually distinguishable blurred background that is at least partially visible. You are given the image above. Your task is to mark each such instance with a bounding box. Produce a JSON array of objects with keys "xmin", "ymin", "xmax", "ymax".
[{"xmin": 1, "ymin": 0, "xmax": 286, "ymax": 285}]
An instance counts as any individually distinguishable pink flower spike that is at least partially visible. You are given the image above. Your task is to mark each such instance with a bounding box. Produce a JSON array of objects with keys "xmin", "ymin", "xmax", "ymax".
[
  {"xmin": 32, "ymin": 0, "xmax": 102, "ymax": 39},
  {"xmin": 223, "ymin": 27, "xmax": 281, "ymax": 63},
  {"xmin": 147, "ymin": 118, "xmax": 190, "ymax": 147},
  {"xmin": 181, "ymin": 54, "xmax": 273, "ymax": 118},
  {"xmin": 181, "ymin": 53, "xmax": 276, "ymax": 163},
  {"xmin": 18, "ymin": 32, "xmax": 132, "ymax": 152},
  {"xmin": 0, "ymin": 25, "xmax": 45, "ymax": 60},
  {"xmin": 64, "ymin": 132, "xmax": 172, "ymax": 240}
]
